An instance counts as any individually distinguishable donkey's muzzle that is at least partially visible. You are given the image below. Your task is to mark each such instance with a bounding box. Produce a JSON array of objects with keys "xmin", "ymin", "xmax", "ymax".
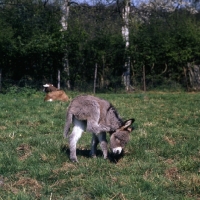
[{"xmin": 112, "ymin": 147, "xmax": 123, "ymax": 155}]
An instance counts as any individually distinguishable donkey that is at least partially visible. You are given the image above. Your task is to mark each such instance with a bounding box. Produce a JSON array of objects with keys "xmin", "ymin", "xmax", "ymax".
[{"xmin": 63, "ymin": 95, "xmax": 134, "ymax": 162}]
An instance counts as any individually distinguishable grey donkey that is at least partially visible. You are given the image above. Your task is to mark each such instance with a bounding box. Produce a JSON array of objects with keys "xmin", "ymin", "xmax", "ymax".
[{"xmin": 63, "ymin": 95, "xmax": 134, "ymax": 162}]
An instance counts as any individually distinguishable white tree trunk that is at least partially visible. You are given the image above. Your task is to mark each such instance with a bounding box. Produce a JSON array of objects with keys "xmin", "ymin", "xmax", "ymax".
[
  {"xmin": 122, "ymin": 0, "xmax": 131, "ymax": 91},
  {"xmin": 61, "ymin": 0, "xmax": 70, "ymax": 31},
  {"xmin": 122, "ymin": 0, "xmax": 130, "ymax": 48},
  {"xmin": 61, "ymin": 0, "xmax": 71, "ymax": 89}
]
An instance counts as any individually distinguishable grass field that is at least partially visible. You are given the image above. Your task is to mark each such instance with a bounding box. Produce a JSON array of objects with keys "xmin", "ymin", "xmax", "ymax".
[{"xmin": 0, "ymin": 89, "xmax": 200, "ymax": 199}]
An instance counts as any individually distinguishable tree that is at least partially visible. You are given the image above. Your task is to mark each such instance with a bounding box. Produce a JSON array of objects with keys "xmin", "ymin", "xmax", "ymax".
[
  {"xmin": 0, "ymin": 0, "xmax": 64, "ymax": 87},
  {"xmin": 60, "ymin": 0, "xmax": 71, "ymax": 89},
  {"xmin": 122, "ymin": 0, "xmax": 131, "ymax": 91},
  {"xmin": 129, "ymin": 2, "xmax": 200, "ymax": 90},
  {"xmin": 66, "ymin": 3, "xmax": 125, "ymax": 91}
]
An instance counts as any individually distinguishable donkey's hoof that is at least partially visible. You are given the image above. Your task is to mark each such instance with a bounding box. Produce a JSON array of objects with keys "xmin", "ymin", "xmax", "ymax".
[{"xmin": 70, "ymin": 158, "xmax": 78, "ymax": 162}]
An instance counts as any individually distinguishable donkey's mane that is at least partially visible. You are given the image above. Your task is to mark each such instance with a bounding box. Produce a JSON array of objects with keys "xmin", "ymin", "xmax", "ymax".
[{"xmin": 107, "ymin": 105, "xmax": 123, "ymax": 125}]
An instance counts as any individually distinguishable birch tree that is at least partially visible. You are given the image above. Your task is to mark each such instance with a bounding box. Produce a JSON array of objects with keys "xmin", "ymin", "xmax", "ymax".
[
  {"xmin": 117, "ymin": 0, "xmax": 132, "ymax": 91},
  {"xmin": 60, "ymin": 0, "xmax": 70, "ymax": 89}
]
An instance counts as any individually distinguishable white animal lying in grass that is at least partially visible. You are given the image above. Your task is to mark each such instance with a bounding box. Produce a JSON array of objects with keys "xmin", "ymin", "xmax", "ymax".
[{"xmin": 63, "ymin": 95, "xmax": 134, "ymax": 162}]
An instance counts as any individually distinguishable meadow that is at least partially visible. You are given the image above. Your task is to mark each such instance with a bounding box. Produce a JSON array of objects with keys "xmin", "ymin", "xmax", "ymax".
[{"xmin": 0, "ymin": 89, "xmax": 199, "ymax": 199}]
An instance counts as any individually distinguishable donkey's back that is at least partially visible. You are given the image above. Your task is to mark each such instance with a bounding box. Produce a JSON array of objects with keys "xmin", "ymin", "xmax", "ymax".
[
  {"xmin": 64, "ymin": 95, "xmax": 122, "ymax": 136},
  {"xmin": 71, "ymin": 95, "xmax": 117, "ymax": 121}
]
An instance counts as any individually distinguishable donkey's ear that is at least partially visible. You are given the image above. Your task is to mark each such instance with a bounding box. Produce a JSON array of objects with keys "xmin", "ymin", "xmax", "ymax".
[
  {"xmin": 127, "ymin": 127, "xmax": 133, "ymax": 132},
  {"xmin": 123, "ymin": 119, "xmax": 135, "ymax": 129}
]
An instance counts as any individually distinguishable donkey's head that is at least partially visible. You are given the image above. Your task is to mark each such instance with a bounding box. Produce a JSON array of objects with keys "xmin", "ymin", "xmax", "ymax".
[{"xmin": 110, "ymin": 119, "xmax": 134, "ymax": 155}]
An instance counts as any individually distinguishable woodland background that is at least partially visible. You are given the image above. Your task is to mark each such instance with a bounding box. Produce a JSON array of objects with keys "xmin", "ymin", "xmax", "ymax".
[{"xmin": 1, "ymin": 0, "xmax": 200, "ymax": 92}]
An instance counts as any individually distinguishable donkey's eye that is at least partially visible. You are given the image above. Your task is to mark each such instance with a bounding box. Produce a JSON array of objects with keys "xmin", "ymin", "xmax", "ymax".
[
  {"xmin": 115, "ymin": 137, "xmax": 121, "ymax": 143},
  {"xmin": 120, "ymin": 140, "xmax": 127, "ymax": 147}
]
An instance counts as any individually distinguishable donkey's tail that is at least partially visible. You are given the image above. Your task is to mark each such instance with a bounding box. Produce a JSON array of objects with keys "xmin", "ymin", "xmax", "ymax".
[{"xmin": 63, "ymin": 111, "xmax": 73, "ymax": 138}]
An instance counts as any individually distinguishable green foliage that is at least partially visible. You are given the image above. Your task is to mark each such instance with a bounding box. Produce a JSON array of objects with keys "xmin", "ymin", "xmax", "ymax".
[
  {"xmin": 130, "ymin": 10, "xmax": 200, "ymax": 89},
  {"xmin": 1, "ymin": 2, "xmax": 200, "ymax": 91},
  {"xmin": 0, "ymin": 90, "xmax": 200, "ymax": 199},
  {"xmin": 66, "ymin": 5, "xmax": 125, "ymax": 89},
  {"xmin": 0, "ymin": 0, "xmax": 64, "ymax": 82},
  {"xmin": 7, "ymin": 85, "xmax": 37, "ymax": 97}
]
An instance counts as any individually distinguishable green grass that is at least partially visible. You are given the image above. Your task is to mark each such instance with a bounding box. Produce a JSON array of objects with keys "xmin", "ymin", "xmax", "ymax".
[{"xmin": 0, "ymin": 90, "xmax": 200, "ymax": 199}]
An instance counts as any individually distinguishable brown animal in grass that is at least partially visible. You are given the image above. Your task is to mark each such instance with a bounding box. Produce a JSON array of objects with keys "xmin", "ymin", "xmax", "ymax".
[
  {"xmin": 43, "ymin": 84, "xmax": 69, "ymax": 102},
  {"xmin": 43, "ymin": 84, "xmax": 59, "ymax": 93}
]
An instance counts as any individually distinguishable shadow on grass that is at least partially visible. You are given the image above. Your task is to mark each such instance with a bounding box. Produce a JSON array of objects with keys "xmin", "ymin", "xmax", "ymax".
[
  {"xmin": 108, "ymin": 151, "xmax": 124, "ymax": 163},
  {"xmin": 61, "ymin": 145, "xmax": 124, "ymax": 163}
]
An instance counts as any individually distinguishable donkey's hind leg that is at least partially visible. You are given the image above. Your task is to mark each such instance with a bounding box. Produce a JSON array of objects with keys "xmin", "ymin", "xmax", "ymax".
[
  {"xmin": 69, "ymin": 118, "xmax": 86, "ymax": 162},
  {"xmin": 96, "ymin": 132, "xmax": 108, "ymax": 159}
]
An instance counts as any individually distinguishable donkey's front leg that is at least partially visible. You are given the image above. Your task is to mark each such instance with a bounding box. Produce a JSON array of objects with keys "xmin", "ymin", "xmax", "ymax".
[{"xmin": 96, "ymin": 132, "xmax": 108, "ymax": 159}]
